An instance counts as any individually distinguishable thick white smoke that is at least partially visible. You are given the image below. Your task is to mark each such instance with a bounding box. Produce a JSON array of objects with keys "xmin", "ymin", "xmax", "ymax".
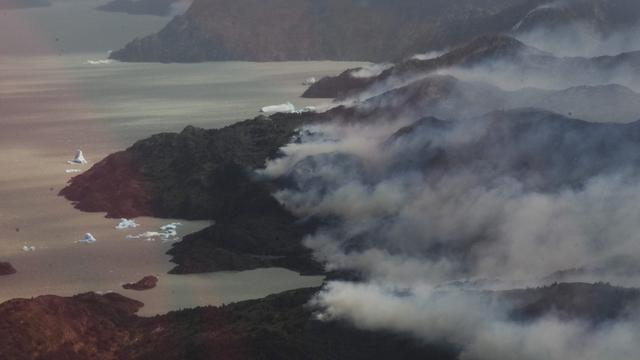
[
  {"xmin": 261, "ymin": 116, "xmax": 640, "ymax": 358},
  {"xmin": 265, "ymin": 120, "xmax": 640, "ymax": 286},
  {"xmin": 258, "ymin": 9, "xmax": 640, "ymax": 357},
  {"xmin": 313, "ymin": 282, "xmax": 640, "ymax": 360}
]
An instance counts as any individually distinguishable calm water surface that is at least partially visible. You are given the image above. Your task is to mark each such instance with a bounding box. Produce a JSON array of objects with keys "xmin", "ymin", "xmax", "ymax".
[{"xmin": 0, "ymin": 52, "xmax": 363, "ymax": 315}]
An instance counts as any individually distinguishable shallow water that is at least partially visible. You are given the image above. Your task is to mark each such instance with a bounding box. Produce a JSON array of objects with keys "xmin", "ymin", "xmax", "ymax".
[{"xmin": 0, "ymin": 52, "xmax": 361, "ymax": 314}]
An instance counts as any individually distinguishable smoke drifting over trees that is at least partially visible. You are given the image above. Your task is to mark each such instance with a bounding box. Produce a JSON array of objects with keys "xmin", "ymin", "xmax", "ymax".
[{"xmin": 259, "ymin": 8, "xmax": 640, "ymax": 359}]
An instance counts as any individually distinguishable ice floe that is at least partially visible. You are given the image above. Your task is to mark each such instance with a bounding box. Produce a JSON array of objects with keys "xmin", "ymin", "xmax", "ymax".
[
  {"xmin": 78, "ymin": 233, "xmax": 97, "ymax": 244},
  {"xmin": 260, "ymin": 102, "xmax": 296, "ymax": 113},
  {"xmin": 260, "ymin": 103, "xmax": 317, "ymax": 114},
  {"xmin": 86, "ymin": 59, "xmax": 113, "ymax": 65},
  {"xmin": 67, "ymin": 150, "xmax": 88, "ymax": 165},
  {"xmin": 115, "ymin": 218, "xmax": 140, "ymax": 230},
  {"xmin": 126, "ymin": 223, "xmax": 182, "ymax": 242},
  {"xmin": 22, "ymin": 245, "xmax": 36, "ymax": 252}
]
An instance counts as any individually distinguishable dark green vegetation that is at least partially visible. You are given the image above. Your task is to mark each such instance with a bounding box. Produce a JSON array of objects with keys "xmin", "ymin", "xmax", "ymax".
[
  {"xmin": 1, "ymin": 283, "xmax": 636, "ymax": 359},
  {"xmin": 61, "ymin": 113, "xmax": 325, "ymax": 274},
  {"xmin": 62, "ymin": 34, "xmax": 640, "ymax": 275}
]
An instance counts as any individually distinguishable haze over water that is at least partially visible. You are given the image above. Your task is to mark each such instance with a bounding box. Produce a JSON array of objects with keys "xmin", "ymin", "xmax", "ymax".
[{"xmin": 0, "ymin": 0, "xmax": 363, "ymax": 315}]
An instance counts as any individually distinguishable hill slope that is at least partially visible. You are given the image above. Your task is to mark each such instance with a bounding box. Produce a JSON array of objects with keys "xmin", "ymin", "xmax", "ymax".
[{"xmin": 109, "ymin": 0, "xmax": 543, "ymax": 62}]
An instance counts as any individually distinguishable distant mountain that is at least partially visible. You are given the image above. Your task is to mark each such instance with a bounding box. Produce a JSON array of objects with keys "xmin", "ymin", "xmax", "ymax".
[
  {"xmin": 331, "ymin": 74, "xmax": 640, "ymax": 123},
  {"xmin": 0, "ymin": 0, "xmax": 50, "ymax": 9},
  {"xmin": 96, "ymin": 0, "xmax": 189, "ymax": 17},
  {"xmin": 512, "ymin": 0, "xmax": 640, "ymax": 56},
  {"xmin": 303, "ymin": 34, "xmax": 548, "ymax": 98},
  {"xmin": 109, "ymin": 0, "xmax": 545, "ymax": 63},
  {"xmin": 513, "ymin": 0, "xmax": 640, "ymax": 35},
  {"xmin": 303, "ymin": 35, "xmax": 640, "ymax": 99},
  {"xmin": 107, "ymin": 0, "xmax": 640, "ymax": 63}
]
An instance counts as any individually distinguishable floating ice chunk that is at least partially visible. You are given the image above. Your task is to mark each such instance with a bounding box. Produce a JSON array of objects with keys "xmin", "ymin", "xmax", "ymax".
[
  {"xmin": 22, "ymin": 245, "xmax": 36, "ymax": 252},
  {"xmin": 260, "ymin": 103, "xmax": 317, "ymax": 114},
  {"xmin": 160, "ymin": 222, "xmax": 181, "ymax": 231},
  {"xmin": 303, "ymin": 77, "xmax": 317, "ymax": 85},
  {"xmin": 116, "ymin": 218, "xmax": 139, "ymax": 230},
  {"xmin": 67, "ymin": 150, "xmax": 88, "ymax": 165},
  {"xmin": 127, "ymin": 223, "xmax": 182, "ymax": 242},
  {"xmin": 260, "ymin": 102, "xmax": 296, "ymax": 114},
  {"xmin": 87, "ymin": 59, "xmax": 113, "ymax": 65},
  {"xmin": 65, "ymin": 169, "xmax": 82, "ymax": 174},
  {"xmin": 78, "ymin": 233, "xmax": 97, "ymax": 244},
  {"xmin": 126, "ymin": 231, "xmax": 162, "ymax": 242}
]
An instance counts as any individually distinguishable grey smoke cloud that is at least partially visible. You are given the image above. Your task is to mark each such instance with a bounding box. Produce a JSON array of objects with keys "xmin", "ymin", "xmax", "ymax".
[
  {"xmin": 515, "ymin": 22, "xmax": 640, "ymax": 57},
  {"xmin": 313, "ymin": 282, "xmax": 640, "ymax": 360},
  {"xmin": 259, "ymin": 18, "xmax": 640, "ymax": 358},
  {"xmin": 512, "ymin": 0, "xmax": 640, "ymax": 57},
  {"xmin": 266, "ymin": 118, "xmax": 640, "ymax": 286},
  {"xmin": 169, "ymin": 0, "xmax": 192, "ymax": 16},
  {"xmin": 437, "ymin": 52, "xmax": 640, "ymax": 93},
  {"xmin": 260, "ymin": 104, "xmax": 640, "ymax": 359}
]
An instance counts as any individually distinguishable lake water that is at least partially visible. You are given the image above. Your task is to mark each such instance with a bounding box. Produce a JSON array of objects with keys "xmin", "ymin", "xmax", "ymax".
[{"xmin": 0, "ymin": 6, "xmax": 363, "ymax": 314}]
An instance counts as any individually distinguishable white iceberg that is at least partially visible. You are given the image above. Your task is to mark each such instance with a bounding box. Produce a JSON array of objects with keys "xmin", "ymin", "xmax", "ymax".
[
  {"xmin": 116, "ymin": 218, "xmax": 140, "ymax": 230},
  {"xmin": 126, "ymin": 231, "xmax": 162, "ymax": 242},
  {"xmin": 22, "ymin": 245, "xmax": 36, "ymax": 252},
  {"xmin": 126, "ymin": 223, "xmax": 182, "ymax": 242},
  {"xmin": 67, "ymin": 150, "xmax": 88, "ymax": 165},
  {"xmin": 160, "ymin": 223, "xmax": 181, "ymax": 232},
  {"xmin": 260, "ymin": 102, "xmax": 296, "ymax": 114},
  {"xmin": 87, "ymin": 59, "xmax": 113, "ymax": 65},
  {"xmin": 303, "ymin": 77, "xmax": 317, "ymax": 85},
  {"xmin": 78, "ymin": 233, "xmax": 97, "ymax": 244}
]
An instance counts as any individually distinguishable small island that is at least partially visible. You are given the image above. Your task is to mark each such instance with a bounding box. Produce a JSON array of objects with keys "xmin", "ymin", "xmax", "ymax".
[
  {"xmin": 122, "ymin": 275, "xmax": 158, "ymax": 291},
  {"xmin": 0, "ymin": 262, "xmax": 16, "ymax": 276}
]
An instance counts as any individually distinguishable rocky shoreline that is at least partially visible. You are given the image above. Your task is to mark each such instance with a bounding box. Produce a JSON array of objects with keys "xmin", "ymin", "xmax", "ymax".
[{"xmin": 1, "ymin": 283, "xmax": 636, "ymax": 359}]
